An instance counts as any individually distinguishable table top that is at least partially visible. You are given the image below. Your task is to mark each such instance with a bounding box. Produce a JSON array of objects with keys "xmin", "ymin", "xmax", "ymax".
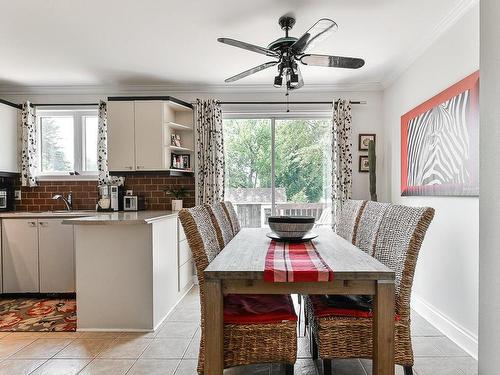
[{"xmin": 204, "ymin": 227, "xmax": 395, "ymax": 281}]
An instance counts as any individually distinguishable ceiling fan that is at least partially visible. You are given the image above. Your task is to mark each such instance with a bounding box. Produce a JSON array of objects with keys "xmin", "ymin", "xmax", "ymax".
[{"xmin": 217, "ymin": 16, "xmax": 365, "ymax": 90}]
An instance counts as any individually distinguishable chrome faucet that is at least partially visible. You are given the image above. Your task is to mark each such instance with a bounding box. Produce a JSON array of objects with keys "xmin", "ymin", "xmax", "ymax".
[{"xmin": 52, "ymin": 192, "xmax": 73, "ymax": 211}]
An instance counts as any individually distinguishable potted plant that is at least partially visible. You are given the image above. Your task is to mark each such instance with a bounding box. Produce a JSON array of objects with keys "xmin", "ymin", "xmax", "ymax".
[{"xmin": 165, "ymin": 187, "xmax": 188, "ymax": 211}]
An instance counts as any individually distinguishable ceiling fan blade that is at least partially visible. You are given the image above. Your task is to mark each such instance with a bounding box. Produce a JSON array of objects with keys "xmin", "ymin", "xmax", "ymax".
[
  {"xmin": 218, "ymin": 38, "xmax": 279, "ymax": 57},
  {"xmin": 290, "ymin": 18, "xmax": 338, "ymax": 54},
  {"xmin": 289, "ymin": 65, "xmax": 304, "ymax": 90},
  {"xmin": 300, "ymin": 54, "xmax": 365, "ymax": 69},
  {"xmin": 225, "ymin": 61, "xmax": 278, "ymax": 83}
]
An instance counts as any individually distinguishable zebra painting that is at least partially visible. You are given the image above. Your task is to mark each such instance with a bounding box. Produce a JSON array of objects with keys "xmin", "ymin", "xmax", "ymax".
[{"xmin": 401, "ymin": 71, "xmax": 479, "ymax": 196}]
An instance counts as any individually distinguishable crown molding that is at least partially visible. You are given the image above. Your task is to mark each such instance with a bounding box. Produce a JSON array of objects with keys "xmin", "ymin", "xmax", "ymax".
[
  {"xmin": 0, "ymin": 81, "xmax": 383, "ymax": 97},
  {"xmin": 381, "ymin": 0, "xmax": 478, "ymax": 88}
]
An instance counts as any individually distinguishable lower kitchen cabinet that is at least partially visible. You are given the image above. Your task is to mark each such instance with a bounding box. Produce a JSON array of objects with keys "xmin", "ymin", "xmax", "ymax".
[
  {"xmin": 2, "ymin": 219, "xmax": 39, "ymax": 293},
  {"xmin": 1, "ymin": 218, "xmax": 75, "ymax": 293},
  {"xmin": 39, "ymin": 219, "xmax": 75, "ymax": 293}
]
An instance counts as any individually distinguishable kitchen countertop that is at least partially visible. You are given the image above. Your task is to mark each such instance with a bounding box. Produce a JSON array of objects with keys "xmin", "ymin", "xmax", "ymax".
[
  {"xmin": 61, "ymin": 210, "xmax": 178, "ymax": 225},
  {"xmin": 0, "ymin": 210, "xmax": 96, "ymax": 219}
]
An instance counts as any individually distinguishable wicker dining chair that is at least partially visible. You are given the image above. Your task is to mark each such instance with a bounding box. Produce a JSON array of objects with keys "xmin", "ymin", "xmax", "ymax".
[
  {"xmin": 355, "ymin": 201, "xmax": 390, "ymax": 255},
  {"xmin": 205, "ymin": 201, "xmax": 235, "ymax": 248},
  {"xmin": 306, "ymin": 204, "xmax": 435, "ymax": 375},
  {"xmin": 336, "ymin": 199, "xmax": 367, "ymax": 244},
  {"xmin": 178, "ymin": 205, "xmax": 297, "ymax": 375},
  {"xmin": 222, "ymin": 201, "xmax": 241, "ymax": 234}
]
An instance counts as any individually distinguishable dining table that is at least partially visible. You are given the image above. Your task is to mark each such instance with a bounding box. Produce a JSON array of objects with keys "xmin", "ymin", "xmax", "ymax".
[{"xmin": 203, "ymin": 227, "xmax": 396, "ymax": 375}]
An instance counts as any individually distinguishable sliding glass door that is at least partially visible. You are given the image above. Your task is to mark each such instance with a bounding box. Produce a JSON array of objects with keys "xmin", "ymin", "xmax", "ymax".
[{"xmin": 224, "ymin": 117, "xmax": 331, "ymax": 228}]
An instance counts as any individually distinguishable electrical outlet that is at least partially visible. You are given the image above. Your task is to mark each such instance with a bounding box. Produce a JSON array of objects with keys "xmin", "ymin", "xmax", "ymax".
[{"xmin": 14, "ymin": 190, "xmax": 21, "ymax": 200}]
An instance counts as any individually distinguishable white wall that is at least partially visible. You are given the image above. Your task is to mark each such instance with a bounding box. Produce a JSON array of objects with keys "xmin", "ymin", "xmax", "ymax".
[
  {"xmin": 0, "ymin": 88, "xmax": 386, "ymax": 201},
  {"xmin": 479, "ymin": 0, "xmax": 500, "ymax": 372},
  {"xmin": 383, "ymin": 4, "xmax": 479, "ymax": 357}
]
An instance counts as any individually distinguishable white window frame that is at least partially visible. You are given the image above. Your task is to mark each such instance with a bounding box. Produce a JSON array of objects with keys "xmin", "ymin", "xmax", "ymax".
[
  {"xmin": 36, "ymin": 107, "xmax": 99, "ymax": 180},
  {"xmin": 222, "ymin": 112, "xmax": 331, "ymax": 215}
]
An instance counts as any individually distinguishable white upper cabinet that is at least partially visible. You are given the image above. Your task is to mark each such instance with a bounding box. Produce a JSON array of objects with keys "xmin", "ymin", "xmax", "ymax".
[
  {"xmin": 134, "ymin": 101, "xmax": 164, "ymax": 170},
  {"xmin": 107, "ymin": 98, "xmax": 193, "ymax": 172},
  {"xmin": 0, "ymin": 103, "xmax": 20, "ymax": 173},
  {"xmin": 107, "ymin": 101, "xmax": 135, "ymax": 171}
]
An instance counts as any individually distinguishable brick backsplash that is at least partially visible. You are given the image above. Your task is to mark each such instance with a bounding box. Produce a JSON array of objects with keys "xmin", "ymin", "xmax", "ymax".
[{"xmin": 11, "ymin": 173, "xmax": 195, "ymax": 212}]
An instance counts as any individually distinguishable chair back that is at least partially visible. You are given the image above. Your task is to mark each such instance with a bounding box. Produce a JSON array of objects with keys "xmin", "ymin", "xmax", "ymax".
[
  {"xmin": 178, "ymin": 205, "xmax": 223, "ymax": 375},
  {"xmin": 206, "ymin": 201, "xmax": 234, "ymax": 248},
  {"xmin": 336, "ymin": 199, "xmax": 367, "ymax": 244},
  {"xmin": 373, "ymin": 205, "xmax": 435, "ymax": 320},
  {"xmin": 355, "ymin": 201, "xmax": 390, "ymax": 255},
  {"xmin": 222, "ymin": 201, "xmax": 241, "ymax": 234},
  {"xmin": 178, "ymin": 205, "xmax": 221, "ymax": 287}
]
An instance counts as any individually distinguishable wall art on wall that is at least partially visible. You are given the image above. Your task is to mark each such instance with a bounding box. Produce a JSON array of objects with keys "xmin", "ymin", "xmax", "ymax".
[
  {"xmin": 359, "ymin": 155, "xmax": 370, "ymax": 172},
  {"xmin": 401, "ymin": 71, "xmax": 479, "ymax": 196},
  {"xmin": 358, "ymin": 134, "xmax": 376, "ymax": 151}
]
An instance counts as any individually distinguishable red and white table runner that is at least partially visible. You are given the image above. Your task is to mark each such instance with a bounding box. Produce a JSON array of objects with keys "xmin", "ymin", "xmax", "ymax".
[{"xmin": 264, "ymin": 240, "xmax": 334, "ymax": 282}]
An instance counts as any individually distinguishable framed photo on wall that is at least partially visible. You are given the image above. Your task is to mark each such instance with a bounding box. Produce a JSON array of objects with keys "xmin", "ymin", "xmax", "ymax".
[
  {"xmin": 359, "ymin": 155, "xmax": 370, "ymax": 172},
  {"xmin": 358, "ymin": 134, "xmax": 376, "ymax": 151},
  {"xmin": 401, "ymin": 71, "xmax": 479, "ymax": 196}
]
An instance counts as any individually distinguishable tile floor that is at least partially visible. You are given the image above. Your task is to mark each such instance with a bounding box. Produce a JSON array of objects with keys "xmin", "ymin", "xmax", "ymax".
[{"xmin": 0, "ymin": 287, "xmax": 477, "ymax": 374}]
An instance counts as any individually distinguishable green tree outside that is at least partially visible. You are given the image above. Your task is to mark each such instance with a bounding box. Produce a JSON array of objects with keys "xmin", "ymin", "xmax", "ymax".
[
  {"xmin": 40, "ymin": 118, "xmax": 73, "ymax": 172},
  {"xmin": 224, "ymin": 118, "xmax": 331, "ymax": 203}
]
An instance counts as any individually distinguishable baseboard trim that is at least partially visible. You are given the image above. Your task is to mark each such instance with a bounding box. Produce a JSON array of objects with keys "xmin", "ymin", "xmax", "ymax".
[{"xmin": 412, "ymin": 294, "xmax": 478, "ymax": 359}]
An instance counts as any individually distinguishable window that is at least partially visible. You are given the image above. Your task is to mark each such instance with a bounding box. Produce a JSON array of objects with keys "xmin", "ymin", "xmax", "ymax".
[
  {"xmin": 37, "ymin": 108, "xmax": 98, "ymax": 176},
  {"xmin": 224, "ymin": 116, "xmax": 332, "ymax": 228}
]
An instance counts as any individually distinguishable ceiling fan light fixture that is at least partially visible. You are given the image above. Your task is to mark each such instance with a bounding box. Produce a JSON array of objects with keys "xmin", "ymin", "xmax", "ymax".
[{"xmin": 217, "ymin": 16, "xmax": 365, "ymax": 90}]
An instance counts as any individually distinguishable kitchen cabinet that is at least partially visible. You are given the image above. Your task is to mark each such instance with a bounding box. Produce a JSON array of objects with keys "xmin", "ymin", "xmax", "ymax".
[
  {"xmin": 107, "ymin": 101, "xmax": 135, "ymax": 171},
  {"xmin": 1, "ymin": 218, "xmax": 75, "ymax": 293},
  {"xmin": 107, "ymin": 97, "xmax": 194, "ymax": 173},
  {"xmin": 134, "ymin": 101, "xmax": 164, "ymax": 170},
  {"xmin": 177, "ymin": 220, "xmax": 195, "ymax": 293},
  {"xmin": 2, "ymin": 219, "xmax": 39, "ymax": 292},
  {"xmin": 39, "ymin": 219, "xmax": 75, "ymax": 293},
  {"xmin": 0, "ymin": 102, "xmax": 20, "ymax": 173}
]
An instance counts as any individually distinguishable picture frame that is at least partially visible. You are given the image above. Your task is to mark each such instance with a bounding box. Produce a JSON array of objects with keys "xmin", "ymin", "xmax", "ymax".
[
  {"xmin": 358, "ymin": 134, "xmax": 376, "ymax": 151},
  {"xmin": 171, "ymin": 133, "xmax": 182, "ymax": 147},
  {"xmin": 401, "ymin": 71, "xmax": 479, "ymax": 196},
  {"xmin": 359, "ymin": 155, "xmax": 370, "ymax": 173}
]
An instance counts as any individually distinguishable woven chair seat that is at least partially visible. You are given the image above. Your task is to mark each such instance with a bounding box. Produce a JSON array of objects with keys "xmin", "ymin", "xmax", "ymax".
[{"xmin": 305, "ymin": 296, "xmax": 412, "ymax": 366}]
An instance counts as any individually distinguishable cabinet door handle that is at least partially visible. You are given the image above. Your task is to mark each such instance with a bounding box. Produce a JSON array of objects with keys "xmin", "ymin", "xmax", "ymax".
[
  {"xmin": 127, "ymin": 166, "xmax": 133, "ymax": 170},
  {"xmin": 39, "ymin": 222, "xmax": 48, "ymax": 227},
  {"xmin": 28, "ymin": 221, "xmax": 37, "ymax": 227},
  {"xmin": 136, "ymin": 165, "xmax": 144, "ymax": 169}
]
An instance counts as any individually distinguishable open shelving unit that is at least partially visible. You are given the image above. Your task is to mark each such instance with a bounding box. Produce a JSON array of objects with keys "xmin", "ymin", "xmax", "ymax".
[{"xmin": 163, "ymin": 102, "xmax": 194, "ymax": 174}]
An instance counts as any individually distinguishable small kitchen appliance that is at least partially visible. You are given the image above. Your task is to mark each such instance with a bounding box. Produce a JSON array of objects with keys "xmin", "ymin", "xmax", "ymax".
[
  {"xmin": 123, "ymin": 195, "xmax": 146, "ymax": 211},
  {"xmin": 0, "ymin": 181, "xmax": 14, "ymax": 211}
]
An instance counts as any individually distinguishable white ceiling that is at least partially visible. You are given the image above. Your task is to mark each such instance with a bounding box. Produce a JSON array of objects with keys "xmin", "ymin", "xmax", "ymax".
[{"xmin": 0, "ymin": 0, "xmax": 474, "ymax": 90}]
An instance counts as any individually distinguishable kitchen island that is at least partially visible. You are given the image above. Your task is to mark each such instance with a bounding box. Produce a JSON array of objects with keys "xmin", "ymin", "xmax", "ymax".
[{"xmin": 63, "ymin": 210, "xmax": 193, "ymax": 331}]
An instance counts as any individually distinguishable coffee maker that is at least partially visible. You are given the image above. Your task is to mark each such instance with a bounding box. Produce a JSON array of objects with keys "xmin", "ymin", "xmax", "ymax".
[{"xmin": 98, "ymin": 184, "xmax": 124, "ymax": 211}]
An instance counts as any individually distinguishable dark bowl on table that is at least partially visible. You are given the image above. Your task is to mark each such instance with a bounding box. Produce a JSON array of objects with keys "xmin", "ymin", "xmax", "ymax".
[{"xmin": 268, "ymin": 216, "xmax": 315, "ymax": 239}]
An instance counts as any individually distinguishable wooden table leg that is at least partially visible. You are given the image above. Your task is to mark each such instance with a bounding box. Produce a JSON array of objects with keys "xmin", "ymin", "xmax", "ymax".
[
  {"xmin": 204, "ymin": 279, "xmax": 224, "ymax": 375},
  {"xmin": 373, "ymin": 280, "xmax": 395, "ymax": 375}
]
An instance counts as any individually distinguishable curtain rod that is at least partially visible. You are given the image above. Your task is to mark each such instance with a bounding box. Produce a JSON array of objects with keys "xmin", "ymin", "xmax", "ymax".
[
  {"xmin": 218, "ymin": 100, "xmax": 366, "ymax": 105},
  {"xmin": 31, "ymin": 103, "xmax": 99, "ymax": 107}
]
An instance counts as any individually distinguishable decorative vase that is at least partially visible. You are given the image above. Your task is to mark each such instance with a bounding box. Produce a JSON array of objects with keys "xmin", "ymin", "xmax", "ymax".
[{"xmin": 171, "ymin": 199, "xmax": 183, "ymax": 211}]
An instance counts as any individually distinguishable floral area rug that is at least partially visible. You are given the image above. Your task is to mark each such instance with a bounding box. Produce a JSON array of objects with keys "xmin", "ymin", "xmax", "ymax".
[{"xmin": 0, "ymin": 298, "xmax": 76, "ymax": 331}]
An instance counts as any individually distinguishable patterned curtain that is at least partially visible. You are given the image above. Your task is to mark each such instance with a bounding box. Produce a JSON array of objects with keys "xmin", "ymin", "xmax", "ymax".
[
  {"xmin": 97, "ymin": 100, "xmax": 110, "ymax": 186},
  {"xmin": 20, "ymin": 101, "xmax": 38, "ymax": 187},
  {"xmin": 331, "ymin": 99, "xmax": 353, "ymax": 229},
  {"xmin": 195, "ymin": 99, "xmax": 225, "ymax": 204}
]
